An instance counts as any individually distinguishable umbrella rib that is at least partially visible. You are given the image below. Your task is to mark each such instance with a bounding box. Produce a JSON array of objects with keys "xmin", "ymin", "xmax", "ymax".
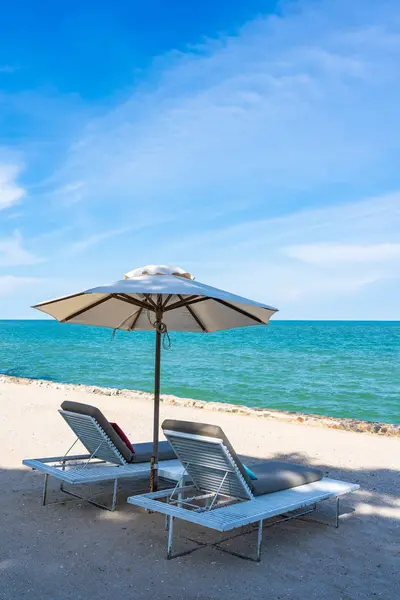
[
  {"xmin": 32, "ymin": 292, "xmax": 86, "ymax": 309},
  {"xmin": 164, "ymin": 296, "xmax": 206, "ymax": 312},
  {"xmin": 114, "ymin": 293, "xmax": 154, "ymax": 311},
  {"xmin": 128, "ymin": 307, "xmax": 143, "ymax": 330},
  {"xmin": 211, "ymin": 298, "xmax": 266, "ymax": 325},
  {"xmin": 61, "ymin": 293, "xmax": 152, "ymax": 323},
  {"xmin": 177, "ymin": 295, "xmax": 207, "ymax": 332},
  {"xmin": 162, "ymin": 294, "xmax": 173, "ymax": 309},
  {"xmin": 143, "ymin": 294, "xmax": 157, "ymax": 310},
  {"xmin": 61, "ymin": 294, "xmax": 113, "ymax": 323}
]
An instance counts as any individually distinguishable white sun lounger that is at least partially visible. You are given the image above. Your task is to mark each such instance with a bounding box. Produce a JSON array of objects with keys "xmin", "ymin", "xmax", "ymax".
[
  {"xmin": 23, "ymin": 408, "xmax": 187, "ymax": 511},
  {"xmin": 127, "ymin": 422, "xmax": 359, "ymax": 561}
]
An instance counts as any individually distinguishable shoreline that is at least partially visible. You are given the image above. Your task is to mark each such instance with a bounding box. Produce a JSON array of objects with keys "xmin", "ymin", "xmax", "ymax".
[{"xmin": 1, "ymin": 373, "xmax": 398, "ymax": 437}]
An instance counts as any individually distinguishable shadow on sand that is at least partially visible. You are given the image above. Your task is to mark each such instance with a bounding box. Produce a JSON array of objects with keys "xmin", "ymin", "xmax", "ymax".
[{"xmin": 0, "ymin": 450, "xmax": 399, "ymax": 600}]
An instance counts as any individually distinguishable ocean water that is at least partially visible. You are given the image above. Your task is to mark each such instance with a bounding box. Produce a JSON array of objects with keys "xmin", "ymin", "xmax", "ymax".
[{"xmin": 0, "ymin": 320, "xmax": 398, "ymax": 424}]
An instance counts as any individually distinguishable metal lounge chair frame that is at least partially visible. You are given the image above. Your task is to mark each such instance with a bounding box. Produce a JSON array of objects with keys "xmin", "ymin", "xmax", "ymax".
[
  {"xmin": 127, "ymin": 429, "xmax": 359, "ymax": 561},
  {"xmin": 23, "ymin": 410, "xmax": 186, "ymax": 511}
]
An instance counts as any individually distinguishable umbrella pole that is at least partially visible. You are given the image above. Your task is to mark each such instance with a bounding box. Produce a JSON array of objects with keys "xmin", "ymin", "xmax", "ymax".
[{"xmin": 150, "ymin": 326, "xmax": 161, "ymax": 492}]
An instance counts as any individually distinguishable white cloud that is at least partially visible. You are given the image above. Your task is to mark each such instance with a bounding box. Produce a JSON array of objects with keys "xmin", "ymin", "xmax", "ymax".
[
  {"xmin": 169, "ymin": 192, "xmax": 400, "ymax": 256},
  {"xmin": 58, "ymin": 182, "xmax": 85, "ymax": 193},
  {"xmin": 217, "ymin": 263, "xmax": 379, "ymax": 303},
  {"xmin": 67, "ymin": 226, "xmax": 132, "ymax": 254},
  {"xmin": 52, "ymin": 181, "xmax": 86, "ymax": 205},
  {"xmin": 56, "ymin": 1, "xmax": 400, "ymax": 216},
  {"xmin": 65, "ymin": 211, "xmax": 182, "ymax": 256},
  {"xmin": 0, "ymin": 164, "xmax": 25, "ymax": 210},
  {"xmin": 2, "ymin": 0, "xmax": 400, "ymax": 320},
  {"xmin": 161, "ymin": 191, "xmax": 400, "ymax": 314},
  {"xmin": 47, "ymin": 0, "xmax": 400, "ymax": 217},
  {"xmin": 284, "ymin": 243, "xmax": 400, "ymax": 264},
  {"xmin": 0, "ymin": 231, "xmax": 44, "ymax": 267},
  {"xmin": 0, "ymin": 275, "xmax": 41, "ymax": 296}
]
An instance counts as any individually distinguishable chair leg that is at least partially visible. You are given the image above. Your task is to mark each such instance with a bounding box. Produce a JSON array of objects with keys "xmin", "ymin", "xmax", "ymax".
[
  {"xmin": 165, "ymin": 518, "xmax": 263, "ymax": 562},
  {"xmin": 42, "ymin": 474, "xmax": 49, "ymax": 506},
  {"xmin": 213, "ymin": 522, "xmax": 264, "ymax": 562},
  {"xmin": 336, "ymin": 497, "xmax": 340, "ymax": 528},
  {"xmin": 167, "ymin": 516, "xmax": 174, "ymax": 559},
  {"xmin": 110, "ymin": 479, "xmax": 118, "ymax": 512},
  {"xmin": 256, "ymin": 519, "xmax": 263, "ymax": 562},
  {"xmin": 47, "ymin": 478, "xmax": 119, "ymax": 511}
]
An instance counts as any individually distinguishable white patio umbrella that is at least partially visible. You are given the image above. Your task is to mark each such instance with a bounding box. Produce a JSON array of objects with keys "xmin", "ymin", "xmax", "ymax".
[{"xmin": 33, "ymin": 265, "xmax": 278, "ymax": 490}]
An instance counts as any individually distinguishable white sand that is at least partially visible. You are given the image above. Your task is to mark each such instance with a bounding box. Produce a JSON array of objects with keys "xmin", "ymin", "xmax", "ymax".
[{"xmin": 1, "ymin": 379, "xmax": 399, "ymax": 600}]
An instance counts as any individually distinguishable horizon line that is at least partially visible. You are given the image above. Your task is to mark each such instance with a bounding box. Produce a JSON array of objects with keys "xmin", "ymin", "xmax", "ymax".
[{"xmin": 0, "ymin": 318, "xmax": 398, "ymax": 323}]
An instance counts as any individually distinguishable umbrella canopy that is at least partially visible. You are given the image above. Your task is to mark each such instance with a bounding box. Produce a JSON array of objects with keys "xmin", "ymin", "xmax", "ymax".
[{"xmin": 33, "ymin": 265, "xmax": 278, "ymax": 489}]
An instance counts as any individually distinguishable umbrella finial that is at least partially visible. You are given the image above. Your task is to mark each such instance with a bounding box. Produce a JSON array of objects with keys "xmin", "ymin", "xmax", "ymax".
[{"xmin": 124, "ymin": 265, "xmax": 194, "ymax": 280}]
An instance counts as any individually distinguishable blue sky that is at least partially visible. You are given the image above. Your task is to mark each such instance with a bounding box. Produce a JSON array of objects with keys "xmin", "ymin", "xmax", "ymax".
[{"xmin": 1, "ymin": 0, "xmax": 399, "ymax": 319}]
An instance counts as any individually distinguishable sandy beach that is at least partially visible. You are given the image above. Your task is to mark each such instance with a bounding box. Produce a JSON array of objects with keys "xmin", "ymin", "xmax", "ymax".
[{"xmin": 1, "ymin": 378, "xmax": 399, "ymax": 600}]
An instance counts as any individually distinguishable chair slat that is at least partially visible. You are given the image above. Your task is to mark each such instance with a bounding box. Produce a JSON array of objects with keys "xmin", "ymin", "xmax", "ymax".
[
  {"xmin": 164, "ymin": 430, "xmax": 253, "ymax": 500},
  {"xmin": 59, "ymin": 410, "xmax": 126, "ymax": 465}
]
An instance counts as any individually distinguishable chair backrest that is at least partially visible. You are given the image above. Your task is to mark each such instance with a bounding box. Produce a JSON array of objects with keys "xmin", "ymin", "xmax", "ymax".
[
  {"xmin": 59, "ymin": 410, "xmax": 127, "ymax": 465},
  {"xmin": 60, "ymin": 400, "xmax": 134, "ymax": 463},
  {"xmin": 163, "ymin": 426, "xmax": 253, "ymax": 500}
]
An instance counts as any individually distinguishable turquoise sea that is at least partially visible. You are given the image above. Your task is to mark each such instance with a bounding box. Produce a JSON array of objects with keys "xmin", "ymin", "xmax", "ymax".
[{"xmin": 0, "ymin": 320, "xmax": 399, "ymax": 424}]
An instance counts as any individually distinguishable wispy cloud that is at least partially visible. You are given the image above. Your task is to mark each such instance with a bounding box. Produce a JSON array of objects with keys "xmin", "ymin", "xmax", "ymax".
[
  {"xmin": 51, "ymin": 181, "xmax": 86, "ymax": 205},
  {"xmin": 2, "ymin": 0, "xmax": 400, "ymax": 319},
  {"xmin": 0, "ymin": 231, "xmax": 44, "ymax": 267},
  {"xmin": 67, "ymin": 226, "xmax": 133, "ymax": 254},
  {"xmin": 169, "ymin": 192, "xmax": 400, "ymax": 254},
  {"xmin": 66, "ymin": 209, "xmax": 182, "ymax": 255},
  {"xmin": 0, "ymin": 275, "xmax": 41, "ymax": 296},
  {"xmin": 284, "ymin": 243, "xmax": 400, "ymax": 264},
  {"xmin": 48, "ymin": 0, "xmax": 400, "ymax": 219},
  {"xmin": 161, "ymin": 191, "xmax": 400, "ymax": 313},
  {"xmin": 0, "ymin": 163, "xmax": 25, "ymax": 211}
]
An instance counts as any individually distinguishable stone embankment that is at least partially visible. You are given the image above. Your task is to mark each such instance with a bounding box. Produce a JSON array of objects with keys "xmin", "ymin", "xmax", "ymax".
[{"xmin": 1, "ymin": 374, "xmax": 398, "ymax": 437}]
